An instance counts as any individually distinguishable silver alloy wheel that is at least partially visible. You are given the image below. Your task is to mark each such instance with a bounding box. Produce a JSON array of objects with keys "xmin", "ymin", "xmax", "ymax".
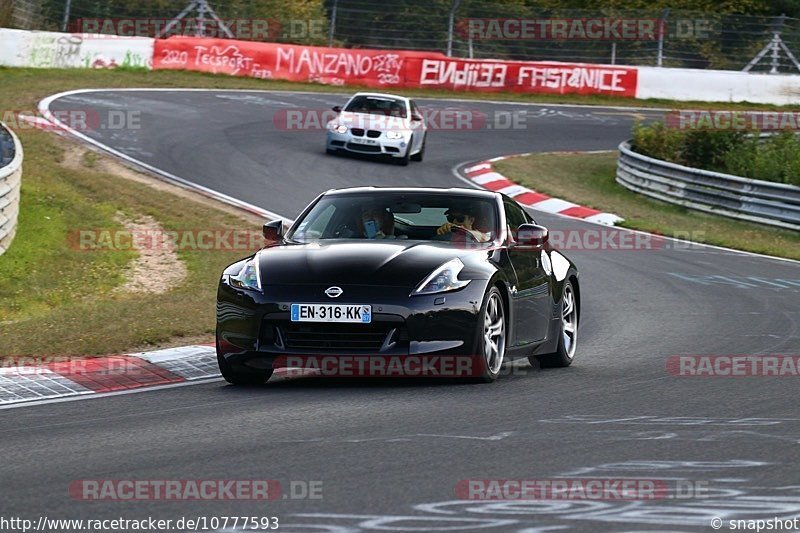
[
  {"xmin": 562, "ymin": 283, "xmax": 578, "ymax": 359},
  {"xmin": 483, "ymin": 292, "xmax": 506, "ymax": 374}
]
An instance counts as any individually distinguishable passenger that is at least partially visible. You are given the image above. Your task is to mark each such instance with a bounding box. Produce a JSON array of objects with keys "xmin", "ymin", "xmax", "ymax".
[{"xmin": 359, "ymin": 203, "xmax": 403, "ymax": 239}]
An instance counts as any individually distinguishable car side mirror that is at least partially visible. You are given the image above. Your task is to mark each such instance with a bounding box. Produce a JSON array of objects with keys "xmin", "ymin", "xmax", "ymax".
[
  {"xmin": 332, "ymin": 105, "xmax": 342, "ymax": 112},
  {"xmin": 411, "ymin": 114, "xmax": 423, "ymax": 121},
  {"xmin": 516, "ymin": 223, "xmax": 548, "ymax": 250},
  {"xmin": 263, "ymin": 219, "xmax": 284, "ymax": 244}
]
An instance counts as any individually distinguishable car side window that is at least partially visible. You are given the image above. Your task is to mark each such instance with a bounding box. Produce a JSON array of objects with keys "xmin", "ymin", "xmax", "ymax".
[
  {"xmin": 504, "ymin": 200, "xmax": 528, "ymax": 231},
  {"xmin": 410, "ymin": 101, "xmax": 420, "ymax": 118}
]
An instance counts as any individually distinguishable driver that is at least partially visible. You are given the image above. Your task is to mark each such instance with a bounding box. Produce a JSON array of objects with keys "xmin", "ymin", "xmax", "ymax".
[{"xmin": 435, "ymin": 203, "xmax": 490, "ymax": 242}]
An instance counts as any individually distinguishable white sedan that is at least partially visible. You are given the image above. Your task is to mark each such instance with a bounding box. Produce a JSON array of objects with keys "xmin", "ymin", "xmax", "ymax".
[{"xmin": 326, "ymin": 92, "xmax": 427, "ymax": 165}]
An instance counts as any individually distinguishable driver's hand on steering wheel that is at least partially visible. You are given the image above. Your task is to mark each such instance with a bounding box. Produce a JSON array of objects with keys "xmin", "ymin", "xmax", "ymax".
[
  {"xmin": 437, "ymin": 222, "xmax": 484, "ymax": 242},
  {"xmin": 436, "ymin": 222, "xmax": 457, "ymax": 235}
]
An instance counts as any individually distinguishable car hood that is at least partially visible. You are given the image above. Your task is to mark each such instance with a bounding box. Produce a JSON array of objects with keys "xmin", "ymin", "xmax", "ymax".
[
  {"xmin": 335, "ymin": 111, "xmax": 410, "ymax": 131},
  {"xmin": 258, "ymin": 240, "xmax": 477, "ymax": 288}
]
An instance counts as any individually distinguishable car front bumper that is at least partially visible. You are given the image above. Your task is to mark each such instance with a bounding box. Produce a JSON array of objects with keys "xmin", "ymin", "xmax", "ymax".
[
  {"xmin": 326, "ymin": 131, "xmax": 411, "ymax": 158},
  {"xmin": 216, "ymin": 281, "xmax": 488, "ymax": 375}
]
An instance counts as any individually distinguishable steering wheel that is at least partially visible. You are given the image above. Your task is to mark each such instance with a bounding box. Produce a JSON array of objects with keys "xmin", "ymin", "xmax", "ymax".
[
  {"xmin": 333, "ymin": 223, "xmax": 355, "ymax": 238},
  {"xmin": 449, "ymin": 224, "xmax": 479, "ymax": 243}
]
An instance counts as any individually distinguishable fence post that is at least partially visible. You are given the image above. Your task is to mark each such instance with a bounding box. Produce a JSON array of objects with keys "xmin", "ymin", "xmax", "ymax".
[
  {"xmin": 328, "ymin": 0, "xmax": 338, "ymax": 48},
  {"xmin": 446, "ymin": 0, "xmax": 460, "ymax": 57},
  {"xmin": 61, "ymin": 0, "xmax": 71, "ymax": 32},
  {"xmin": 657, "ymin": 8, "xmax": 670, "ymax": 67}
]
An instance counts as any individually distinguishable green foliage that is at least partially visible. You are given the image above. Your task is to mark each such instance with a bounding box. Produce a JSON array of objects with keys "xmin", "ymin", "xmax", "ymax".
[
  {"xmin": 680, "ymin": 129, "xmax": 747, "ymax": 169},
  {"xmin": 631, "ymin": 121, "xmax": 800, "ymax": 185},
  {"xmin": 0, "ymin": 0, "xmax": 12, "ymax": 27},
  {"xmin": 631, "ymin": 120, "xmax": 685, "ymax": 161},
  {"xmin": 39, "ymin": 0, "xmax": 329, "ymax": 44},
  {"xmin": 723, "ymin": 131, "xmax": 800, "ymax": 185}
]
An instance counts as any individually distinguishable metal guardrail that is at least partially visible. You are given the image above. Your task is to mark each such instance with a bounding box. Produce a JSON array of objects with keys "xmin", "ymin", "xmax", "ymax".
[
  {"xmin": 616, "ymin": 141, "xmax": 800, "ymax": 231},
  {"xmin": 0, "ymin": 122, "xmax": 23, "ymax": 256}
]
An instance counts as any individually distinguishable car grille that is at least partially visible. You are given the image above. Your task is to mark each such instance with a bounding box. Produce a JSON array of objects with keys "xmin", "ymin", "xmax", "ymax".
[
  {"xmin": 350, "ymin": 128, "xmax": 365, "ymax": 136},
  {"xmin": 366, "ymin": 130, "xmax": 381, "ymax": 138},
  {"xmin": 346, "ymin": 142, "xmax": 381, "ymax": 153},
  {"xmin": 279, "ymin": 323, "xmax": 393, "ymax": 351}
]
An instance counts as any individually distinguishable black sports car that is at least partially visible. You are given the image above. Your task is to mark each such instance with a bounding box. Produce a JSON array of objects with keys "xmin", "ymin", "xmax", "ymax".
[{"xmin": 216, "ymin": 187, "xmax": 580, "ymax": 383}]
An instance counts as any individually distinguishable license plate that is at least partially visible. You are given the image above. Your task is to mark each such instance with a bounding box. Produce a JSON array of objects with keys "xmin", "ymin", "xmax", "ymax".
[
  {"xmin": 351, "ymin": 137, "xmax": 377, "ymax": 145},
  {"xmin": 291, "ymin": 304, "xmax": 372, "ymax": 323}
]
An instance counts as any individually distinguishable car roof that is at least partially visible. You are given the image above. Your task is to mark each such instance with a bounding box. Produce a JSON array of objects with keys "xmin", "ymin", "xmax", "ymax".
[
  {"xmin": 349, "ymin": 92, "xmax": 410, "ymax": 103},
  {"xmin": 323, "ymin": 186, "xmax": 498, "ymax": 200}
]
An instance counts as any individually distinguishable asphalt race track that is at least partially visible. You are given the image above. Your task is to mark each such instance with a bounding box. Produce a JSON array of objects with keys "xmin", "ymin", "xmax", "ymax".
[{"xmin": 2, "ymin": 90, "xmax": 799, "ymax": 531}]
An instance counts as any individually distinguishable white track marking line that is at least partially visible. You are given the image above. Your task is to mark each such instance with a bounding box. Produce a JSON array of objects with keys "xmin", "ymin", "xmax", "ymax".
[{"xmin": 0, "ymin": 377, "xmax": 224, "ymax": 410}]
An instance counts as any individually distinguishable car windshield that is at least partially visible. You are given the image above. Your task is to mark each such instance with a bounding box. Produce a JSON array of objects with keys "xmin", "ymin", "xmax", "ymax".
[
  {"xmin": 344, "ymin": 96, "xmax": 407, "ymax": 118},
  {"xmin": 286, "ymin": 193, "xmax": 499, "ymax": 245}
]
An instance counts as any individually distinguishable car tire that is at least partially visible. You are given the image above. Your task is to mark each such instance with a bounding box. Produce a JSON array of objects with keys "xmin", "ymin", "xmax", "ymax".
[
  {"xmin": 411, "ymin": 134, "xmax": 426, "ymax": 162},
  {"xmin": 471, "ymin": 286, "xmax": 507, "ymax": 383},
  {"xmin": 395, "ymin": 136, "xmax": 412, "ymax": 166},
  {"xmin": 326, "ymin": 148, "xmax": 338, "ymax": 155},
  {"xmin": 533, "ymin": 279, "xmax": 578, "ymax": 368},
  {"xmin": 217, "ymin": 349, "xmax": 273, "ymax": 385}
]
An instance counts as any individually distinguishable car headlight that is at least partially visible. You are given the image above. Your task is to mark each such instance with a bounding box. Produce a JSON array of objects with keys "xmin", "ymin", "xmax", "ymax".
[
  {"xmin": 386, "ymin": 130, "xmax": 405, "ymax": 140},
  {"xmin": 328, "ymin": 122, "xmax": 348, "ymax": 134},
  {"xmin": 412, "ymin": 258, "xmax": 470, "ymax": 295},
  {"xmin": 229, "ymin": 258, "xmax": 261, "ymax": 291}
]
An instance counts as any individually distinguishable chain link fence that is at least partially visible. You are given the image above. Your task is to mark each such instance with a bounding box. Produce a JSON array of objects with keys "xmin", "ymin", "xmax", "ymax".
[
  {"xmin": 4, "ymin": 0, "xmax": 800, "ymax": 73},
  {"xmin": 327, "ymin": 1, "xmax": 800, "ymax": 73}
]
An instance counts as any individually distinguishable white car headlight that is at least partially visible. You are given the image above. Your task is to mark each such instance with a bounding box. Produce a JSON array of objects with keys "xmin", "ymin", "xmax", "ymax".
[
  {"xmin": 386, "ymin": 130, "xmax": 405, "ymax": 140},
  {"xmin": 229, "ymin": 258, "xmax": 261, "ymax": 291},
  {"xmin": 327, "ymin": 123, "xmax": 348, "ymax": 134},
  {"xmin": 412, "ymin": 258, "xmax": 470, "ymax": 295}
]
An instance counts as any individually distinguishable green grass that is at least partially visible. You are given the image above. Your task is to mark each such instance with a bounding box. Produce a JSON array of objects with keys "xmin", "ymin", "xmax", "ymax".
[
  {"xmin": 0, "ymin": 132, "xmax": 261, "ymax": 356},
  {"xmin": 494, "ymin": 152, "xmax": 800, "ymax": 260},
  {"xmin": 0, "ymin": 135, "xmax": 133, "ymax": 321}
]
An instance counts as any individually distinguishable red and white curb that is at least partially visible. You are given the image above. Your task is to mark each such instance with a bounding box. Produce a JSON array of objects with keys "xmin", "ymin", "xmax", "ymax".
[
  {"xmin": 0, "ymin": 345, "xmax": 338, "ymax": 406},
  {"xmin": 0, "ymin": 345, "xmax": 219, "ymax": 406},
  {"xmin": 461, "ymin": 156, "xmax": 623, "ymax": 226}
]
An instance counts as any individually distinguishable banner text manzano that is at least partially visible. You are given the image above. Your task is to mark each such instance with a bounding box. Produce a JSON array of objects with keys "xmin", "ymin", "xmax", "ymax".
[{"xmin": 153, "ymin": 38, "xmax": 638, "ymax": 97}]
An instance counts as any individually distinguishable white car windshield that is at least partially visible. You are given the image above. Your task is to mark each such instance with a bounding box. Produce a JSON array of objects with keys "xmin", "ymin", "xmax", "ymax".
[{"xmin": 344, "ymin": 96, "xmax": 407, "ymax": 118}]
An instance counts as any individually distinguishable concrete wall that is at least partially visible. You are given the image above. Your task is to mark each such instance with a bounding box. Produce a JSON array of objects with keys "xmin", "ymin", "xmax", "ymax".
[
  {"xmin": 0, "ymin": 122, "xmax": 22, "ymax": 256},
  {"xmin": 637, "ymin": 66, "xmax": 800, "ymax": 105},
  {"xmin": 0, "ymin": 28, "xmax": 153, "ymax": 69}
]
